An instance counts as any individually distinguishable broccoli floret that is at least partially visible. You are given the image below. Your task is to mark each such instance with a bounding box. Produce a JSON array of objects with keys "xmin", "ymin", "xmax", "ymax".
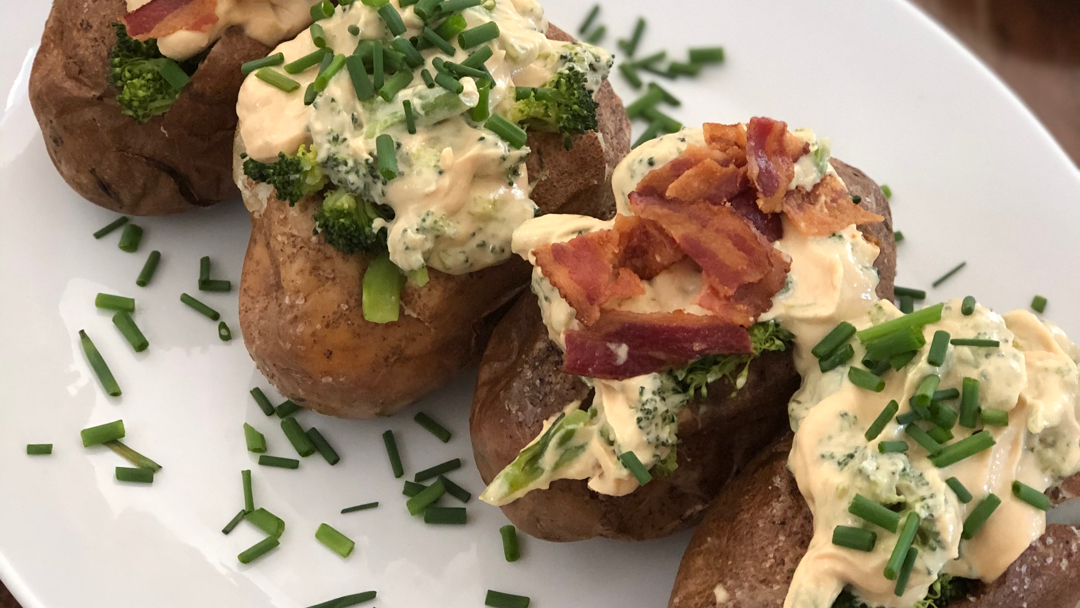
[
  {"xmin": 242, "ymin": 145, "xmax": 327, "ymax": 204},
  {"xmin": 108, "ymin": 23, "xmax": 196, "ymax": 124},
  {"xmin": 312, "ymin": 189, "xmax": 393, "ymax": 254},
  {"xmin": 670, "ymin": 321, "xmax": 795, "ymax": 399},
  {"xmin": 832, "ymin": 575, "xmax": 971, "ymax": 608},
  {"xmin": 511, "ymin": 66, "xmax": 599, "ymax": 149}
]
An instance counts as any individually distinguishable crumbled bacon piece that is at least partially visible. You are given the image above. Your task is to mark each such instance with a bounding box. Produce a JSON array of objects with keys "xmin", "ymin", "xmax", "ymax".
[
  {"xmin": 533, "ymin": 230, "xmax": 644, "ymax": 326},
  {"xmin": 123, "ymin": 0, "xmax": 219, "ymax": 40},
  {"xmin": 635, "ymin": 145, "xmax": 733, "ymax": 197},
  {"xmin": 783, "ymin": 174, "xmax": 885, "ymax": 237},
  {"xmin": 745, "ymin": 117, "xmax": 808, "ymax": 213},
  {"xmin": 614, "ymin": 215, "xmax": 685, "ymax": 280},
  {"xmin": 563, "ymin": 311, "xmax": 751, "ymax": 379},
  {"xmin": 665, "ymin": 159, "xmax": 749, "ymax": 204},
  {"xmin": 703, "ymin": 122, "xmax": 747, "ymax": 165}
]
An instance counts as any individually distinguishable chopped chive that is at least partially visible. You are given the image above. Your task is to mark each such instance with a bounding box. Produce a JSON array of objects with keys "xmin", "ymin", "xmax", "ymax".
[
  {"xmin": 863, "ymin": 356, "xmax": 890, "ymax": 376},
  {"xmin": 157, "ymin": 58, "xmax": 190, "ymax": 90},
  {"xmin": 625, "ymin": 87, "xmax": 664, "ymax": 118},
  {"xmin": 926, "ymin": 426, "xmax": 954, "ymax": 444},
  {"xmin": 618, "ymin": 63, "xmax": 643, "ymax": 88},
  {"xmin": 896, "ymin": 410, "xmax": 922, "ymax": 425},
  {"xmin": 898, "ymin": 296, "xmax": 913, "ymax": 314},
  {"xmin": 893, "ymin": 546, "xmax": 918, "ymax": 597},
  {"xmin": 431, "ymin": 13, "xmax": 469, "ymax": 44},
  {"xmin": 285, "ymin": 48, "xmax": 330, "ymax": 74},
  {"xmin": 383, "ymin": 430, "xmax": 404, "ymax": 478},
  {"xmin": 584, "ymin": 25, "xmax": 606, "ymax": 44},
  {"xmin": 642, "ymin": 106, "xmax": 682, "ymax": 133},
  {"xmin": 218, "ymin": 321, "xmax": 232, "ymax": 342},
  {"xmin": 632, "ymin": 120, "xmax": 662, "ymax": 148},
  {"xmin": 818, "ymin": 343, "xmax": 855, "ymax": 373},
  {"xmin": 1012, "ymin": 481, "xmax": 1050, "ymax": 511},
  {"xmin": 893, "ymin": 287, "xmax": 926, "ymax": 300},
  {"xmin": 376, "ymin": 134, "xmax": 399, "ymax": 181},
  {"xmin": 500, "ymin": 525, "xmax": 519, "ymax": 562},
  {"xmin": 250, "ymin": 388, "xmax": 275, "ymax": 416},
  {"xmin": 931, "ymin": 431, "xmax": 995, "ymax": 468},
  {"xmin": 402, "ymin": 481, "xmax": 426, "ymax": 497},
  {"xmin": 345, "ymin": 55, "xmax": 375, "ymax": 101},
  {"xmin": 255, "ymin": 68, "xmax": 300, "ymax": 92},
  {"xmin": 471, "ymin": 80, "xmax": 490, "ymax": 122},
  {"xmin": 881, "ymin": 184, "xmax": 893, "ymax": 198},
  {"xmin": 414, "ymin": 412, "xmax": 451, "ymax": 442},
  {"xmin": 422, "ymin": 27, "xmax": 456, "ymax": 55},
  {"xmin": 281, "ymin": 418, "xmax": 315, "ymax": 457},
  {"xmin": 432, "ymin": 70, "xmax": 462, "ymax": 94},
  {"xmin": 884, "ymin": 512, "xmax": 920, "ymax": 580},
  {"xmin": 647, "ymin": 82, "xmax": 680, "ymax": 106},
  {"xmin": 618, "ymin": 17, "xmax": 646, "ymax": 57},
  {"xmin": 424, "ymin": 506, "xmax": 466, "ymax": 524},
  {"xmin": 104, "ymin": 440, "xmax": 161, "ymax": 471},
  {"xmin": 931, "ymin": 262, "xmax": 966, "ymax": 288},
  {"xmin": 912, "ymin": 375, "xmax": 940, "ymax": 408},
  {"xmin": 864, "ymin": 400, "xmax": 899, "ymax": 441},
  {"xmin": 112, "ymin": 311, "xmax": 148, "ymax": 352},
  {"xmin": 413, "ymin": 0, "xmax": 441, "ymax": 20},
  {"xmin": 1031, "ymin": 295, "xmax": 1047, "ymax": 313},
  {"xmin": 443, "ymin": 60, "xmax": 487, "ymax": 80},
  {"xmin": 831, "ymin": 525, "xmax": 876, "ymax": 552},
  {"xmin": 438, "ymin": 475, "xmax": 471, "ymax": 503},
  {"xmin": 305, "ymin": 592, "xmax": 377, "ymax": 608},
  {"xmin": 484, "ymin": 115, "xmax": 527, "ymax": 149},
  {"xmin": 848, "ymin": 367, "xmax": 885, "ymax": 392},
  {"xmin": 316, "ymin": 523, "xmax": 355, "ymax": 557},
  {"xmin": 893, "ymin": 230, "xmax": 904, "ymax": 242},
  {"xmin": 316, "ymin": 48, "xmax": 334, "ymax": 76},
  {"xmin": 668, "ymin": 61, "xmax": 701, "ymax": 76},
  {"xmin": 136, "ymin": 250, "xmax": 161, "ymax": 286},
  {"xmin": 440, "ymin": 0, "xmax": 481, "ymax": 11},
  {"xmin": 276, "ymin": 400, "xmax": 301, "ymax": 418},
  {"xmin": 878, "ymin": 441, "xmax": 909, "ymax": 454},
  {"xmin": 242, "ymin": 469, "xmax": 255, "ymax": 513},
  {"xmin": 391, "ymin": 37, "xmax": 424, "ymax": 69},
  {"xmin": 310, "ymin": 0, "xmax": 334, "ymax": 20},
  {"xmin": 961, "ymin": 295, "xmax": 977, "ymax": 315},
  {"xmin": 116, "ymin": 466, "xmax": 154, "ymax": 483},
  {"xmin": 421, "ymin": 68, "xmax": 435, "ymax": 87},
  {"xmin": 960, "ymin": 378, "xmax": 980, "ymax": 428},
  {"xmin": 904, "ymin": 424, "xmax": 942, "ymax": 455},
  {"xmin": 864, "ymin": 327, "xmax": 925, "ymax": 361},
  {"xmin": 222, "ymin": 509, "xmax": 247, "ymax": 535},
  {"xmin": 245, "ymin": 508, "xmax": 284, "ymax": 538},
  {"xmin": 980, "ymin": 408, "xmax": 1009, "ymax": 426},
  {"xmin": 414, "ymin": 458, "xmax": 461, "ymax": 482},
  {"xmin": 199, "ymin": 256, "xmax": 211, "ymax": 282},
  {"xmin": 79, "ymin": 330, "xmax": 121, "ymax": 396},
  {"xmin": 629, "ymin": 52, "xmax": 669, "ymax": 68},
  {"xmin": 379, "ymin": 70, "xmax": 414, "ymax": 102},
  {"xmin": 238, "ymin": 536, "xmax": 279, "ymax": 564},
  {"xmin": 406, "ymin": 479, "xmax": 446, "ymax": 515},
  {"xmin": 341, "ymin": 502, "xmax": 379, "ymax": 514},
  {"xmin": 26, "ymin": 444, "xmax": 53, "ymax": 455},
  {"xmin": 485, "ymin": 590, "xmax": 530, "ymax": 608},
  {"xmin": 258, "ymin": 455, "xmax": 299, "ymax": 469},
  {"xmin": 927, "ymin": 402, "xmax": 958, "ymax": 430},
  {"xmin": 890, "ymin": 350, "xmax": 918, "ymax": 371},
  {"xmin": 946, "ymin": 477, "xmax": 972, "ymax": 503},
  {"xmin": 93, "ymin": 216, "xmax": 129, "ymax": 239},
  {"xmin": 306, "ymin": 427, "xmax": 340, "ymax": 465},
  {"xmin": 934, "ymin": 388, "xmax": 960, "ymax": 401},
  {"xmin": 961, "ymin": 494, "xmax": 1001, "ymax": 539},
  {"xmin": 95, "ymin": 293, "xmax": 135, "ymax": 313},
  {"xmin": 378, "ymin": 4, "xmax": 406, "ymax": 36},
  {"xmin": 857, "ymin": 304, "xmax": 944, "ymax": 343},
  {"xmin": 812, "ymin": 321, "xmax": 856, "ymax": 359},
  {"xmin": 688, "ymin": 46, "xmax": 725, "ymax": 63},
  {"xmin": 578, "ymin": 4, "xmax": 600, "ymax": 35},
  {"xmin": 462, "ymin": 46, "xmax": 493, "ymax": 70},
  {"xmin": 849, "ymin": 495, "xmax": 900, "ymax": 533},
  {"xmin": 314, "ymin": 54, "xmax": 347, "ymax": 92},
  {"xmin": 180, "ymin": 293, "xmax": 219, "ymax": 321},
  {"xmin": 458, "ymin": 21, "xmax": 500, "ymax": 48},
  {"xmin": 618, "ymin": 451, "xmax": 652, "ymax": 485},
  {"xmin": 244, "ymin": 423, "xmax": 267, "ymax": 454},
  {"xmin": 950, "ymin": 338, "xmax": 1000, "ymax": 347},
  {"xmin": 310, "ymin": 24, "xmax": 327, "ymax": 48}
]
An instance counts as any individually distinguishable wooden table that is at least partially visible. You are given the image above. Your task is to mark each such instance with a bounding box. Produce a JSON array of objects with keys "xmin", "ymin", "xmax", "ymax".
[{"xmin": 1, "ymin": 1, "xmax": 1077, "ymax": 606}]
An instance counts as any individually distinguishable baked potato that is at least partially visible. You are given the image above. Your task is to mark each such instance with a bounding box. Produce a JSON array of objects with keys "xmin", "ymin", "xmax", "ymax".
[
  {"xmin": 470, "ymin": 122, "xmax": 897, "ymax": 541},
  {"xmin": 28, "ymin": 0, "xmax": 314, "ymax": 215},
  {"xmin": 669, "ymin": 436, "xmax": 1080, "ymax": 608},
  {"xmin": 236, "ymin": 14, "xmax": 631, "ymax": 418}
]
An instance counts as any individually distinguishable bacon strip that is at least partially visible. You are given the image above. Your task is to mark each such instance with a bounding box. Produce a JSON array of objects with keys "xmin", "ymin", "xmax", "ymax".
[
  {"xmin": 745, "ymin": 117, "xmax": 808, "ymax": 213},
  {"xmin": 123, "ymin": 0, "xmax": 219, "ymax": 40},
  {"xmin": 563, "ymin": 311, "xmax": 752, "ymax": 379},
  {"xmin": 533, "ymin": 230, "xmax": 644, "ymax": 325},
  {"xmin": 703, "ymin": 122, "xmax": 747, "ymax": 166},
  {"xmin": 635, "ymin": 145, "xmax": 734, "ymax": 198},
  {"xmin": 783, "ymin": 174, "xmax": 885, "ymax": 237},
  {"xmin": 614, "ymin": 215, "xmax": 685, "ymax": 280}
]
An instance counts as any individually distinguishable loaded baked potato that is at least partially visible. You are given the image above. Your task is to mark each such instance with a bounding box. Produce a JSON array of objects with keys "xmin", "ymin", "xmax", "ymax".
[
  {"xmin": 234, "ymin": 0, "xmax": 630, "ymax": 418},
  {"xmin": 29, "ymin": 0, "xmax": 317, "ymax": 215},
  {"xmin": 471, "ymin": 118, "xmax": 897, "ymax": 541}
]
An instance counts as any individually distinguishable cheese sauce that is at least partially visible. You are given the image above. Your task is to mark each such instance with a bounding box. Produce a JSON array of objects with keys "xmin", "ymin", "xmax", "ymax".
[{"xmin": 234, "ymin": 0, "xmax": 612, "ymax": 274}]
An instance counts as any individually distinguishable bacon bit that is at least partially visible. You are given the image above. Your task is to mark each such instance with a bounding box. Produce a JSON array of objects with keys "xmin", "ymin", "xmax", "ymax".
[
  {"xmin": 614, "ymin": 215, "xmax": 685, "ymax": 280},
  {"xmin": 534, "ymin": 231, "xmax": 644, "ymax": 325},
  {"xmin": 123, "ymin": 0, "xmax": 219, "ymax": 40},
  {"xmin": 636, "ymin": 145, "xmax": 732, "ymax": 197},
  {"xmin": 783, "ymin": 174, "xmax": 884, "ymax": 237},
  {"xmin": 563, "ymin": 311, "xmax": 751, "ymax": 379},
  {"xmin": 728, "ymin": 190, "xmax": 783, "ymax": 242},
  {"xmin": 745, "ymin": 117, "xmax": 808, "ymax": 213},
  {"xmin": 665, "ymin": 159, "xmax": 748, "ymax": 204},
  {"xmin": 703, "ymin": 122, "xmax": 747, "ymax": 166}
]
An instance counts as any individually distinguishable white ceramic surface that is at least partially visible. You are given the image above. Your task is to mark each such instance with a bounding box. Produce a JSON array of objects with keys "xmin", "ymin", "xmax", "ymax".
[{"xmin": 2, "ymin": 1, "xmax": 1079, "ymax": 607}]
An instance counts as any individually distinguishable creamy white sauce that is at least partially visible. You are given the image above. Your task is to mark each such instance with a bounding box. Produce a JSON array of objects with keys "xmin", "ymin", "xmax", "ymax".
[
  {"xmin": 235, "ymin": 0, "xmax": 612, "ymax": 274},
  {"xmin": 789, "ymin": 127, "xmax": 840, "ymax": 192},
  {"xmin": 127, "ymin": 0, "xmax": 320, "ymax": 60},
  {"xmin": 611, "ymin": 128, "xmax": 705, "ymax": 215}
]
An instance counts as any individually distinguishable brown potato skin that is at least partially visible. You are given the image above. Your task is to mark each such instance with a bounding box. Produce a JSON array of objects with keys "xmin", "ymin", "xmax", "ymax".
[
  {"xmin": 29, "ymin": 0, "xmax": 270, "ymax": 215},
  {"xmin": 468, "ymin": 161, "xmax": 895, "ymax": 542},
  {"xmin": 238, "ymin": 24, "xmax": 631, "ymax": 419},
  {"xmin": 668, "ymin": 434, "xmax": 1080, "ymax": 608}
]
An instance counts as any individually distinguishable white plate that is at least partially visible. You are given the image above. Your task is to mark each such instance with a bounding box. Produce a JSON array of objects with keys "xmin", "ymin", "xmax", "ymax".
[{"xmin": 2, "ymin": 1, "xmax": 1079, "ymax": 607}]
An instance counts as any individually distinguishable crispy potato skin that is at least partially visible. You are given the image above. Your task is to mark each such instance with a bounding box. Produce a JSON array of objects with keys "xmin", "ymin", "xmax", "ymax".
[
  {"xmin": 29, "ymin": 0, "xmax": 269, "ymax": 215},
  {"xmin": 668, "ymin": 435, "xmax": 1080, "ymax": 608},
  {"xmin": 238, "ymin": 24, "xmax": 631, "ymax": 418},
  {"xmin": 468, "ymin": 162, "xmax": 895, "ymax": 542}
]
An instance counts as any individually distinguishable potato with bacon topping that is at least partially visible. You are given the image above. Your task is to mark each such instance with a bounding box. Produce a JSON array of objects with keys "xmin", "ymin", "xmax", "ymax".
[{"xmin": 471, "ymin": 118, "xmax": 896, "ymax": 541}]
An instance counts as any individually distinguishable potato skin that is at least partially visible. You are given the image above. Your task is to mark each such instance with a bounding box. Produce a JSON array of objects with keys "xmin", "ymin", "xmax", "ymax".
[
  {"xmin": 238, "ymin": 24, "xmax": 631, "ymax": 419},
  {"xmin": 29, "ymin": 0, "xmax": 270, "ymax": 215},
  {"xmin": 668, "ymin": 435, "xmax": 1080, "ymax": 608},
  {"xmin": 468, "ymin": 161, "xmax": 895, "ymax": 542}
]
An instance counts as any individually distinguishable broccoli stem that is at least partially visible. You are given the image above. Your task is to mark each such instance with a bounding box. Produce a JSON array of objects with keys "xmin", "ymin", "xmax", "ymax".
[{"xmin": 362, "ymin": 252, "xmax": 406, "ymax": 323}]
